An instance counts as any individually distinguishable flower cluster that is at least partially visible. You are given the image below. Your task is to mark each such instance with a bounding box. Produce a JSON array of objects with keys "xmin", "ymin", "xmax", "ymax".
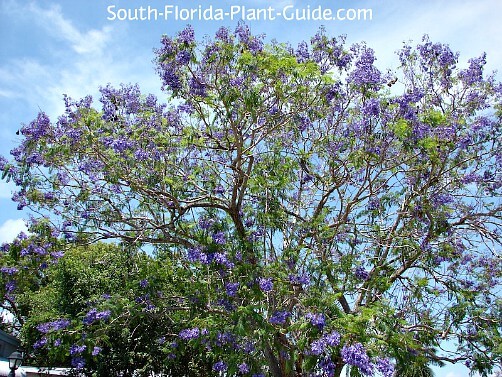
[
  {"xmin": 258, "ymin": 277, "xmax": 273, "ymax": 292},
  {"xmin": 309, "ymin": 331, "xmax": 340, "ymax": 355},
  {"xmin": 305, "ymin": 312, "xmax": 326, "ymax": 330},
  {"xmin": 354, "ymin": 266, "xmax": 370, "ymax": 281},
  {"xmin": 179, "ymin": 327, "xmax": 202, "ymax": 340},
  {"xmin": 37, "ymin": 318, "xmax": 71, "ymax": 333},
  {"xmin": 83, "ymin": 308, "xmax": 111, "ymax": 325},
  {"xmin": 289, "ymin": 273, "xmax": 310, "ymax": 286},
  {"xmin": 269, "ymin": 310, "xmax": 290, "ymax": 325},
  {"xmin": 341, "ymin": 343, "xmax": 373, "ymax": 375}
]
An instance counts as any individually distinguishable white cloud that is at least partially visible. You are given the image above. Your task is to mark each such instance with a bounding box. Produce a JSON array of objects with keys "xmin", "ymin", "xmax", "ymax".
[
  {"xmin": 341, "ymin": 0, "xmax": 502, "ymax": 74},
  {"xmin": 0, "ymin": 1, "xmax": 159, "ymax": 120},
  {"xmin": 0, "ymin": 219, "xmax": 28, "ymax": 244},
  {"xmin": 26, "ymin": 2, "xmax": 113, "ymax": 55}
]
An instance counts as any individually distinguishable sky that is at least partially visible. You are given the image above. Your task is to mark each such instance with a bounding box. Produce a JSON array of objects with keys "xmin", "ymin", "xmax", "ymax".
[{"xmin": 0, "ymin": 0, "xmax": 501, "ymax": 375}]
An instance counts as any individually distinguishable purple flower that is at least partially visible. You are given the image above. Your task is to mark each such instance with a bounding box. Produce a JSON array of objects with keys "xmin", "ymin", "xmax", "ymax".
[
  {"xmin": 214, "ymin": 185, "xmax": 225, "ymax": 195},
  {"xmin": 355, "ymin": 266, "xmax": 370, "ymax": 281},
  {"xmin": 238, "ymin": 362, "xmax": 250, "ymax": 373},
  {"xmin": 83, "ymin": 308, "xmax": 110, "ymax": 325},
  {"xmin": 199, "ymin": 218, "xmax": 215, "ymax": 230},
  {"xmin": 33, "ymin": 337, "xmax": 47, "ymax": 349},
  {"xmin": 70, "ymin": 344, "xmax": 87, "ymax": 356},
  {"xmin": 179, "ymin": 328, "xmax": 200, "ymax": 340},
  {"xmin": 241, "ymin": 341, "xmax": 255, "ymax": 354},
  {"xmin": 225, "ymin": 282, "xmax": 240, "ymax": 297},
  {"xmin": 0, "ymin": 267, "xmax": 18, "ymax": 275},
  {"xmin": 310, "ymin": 338, "xmax": 327, "ymax": 355},
  {"xmin": 296, "ymin": 41, "xmax": 310, "ymax": 62},
  {"xmin": 341, "ymin": 343, "xmax": 374, "ymax": 375},
  {"xmin": 212, "ymin": 231, "xmax": 226, "ymax": 245},
  {"xmin": 92, "ymin": 346, "xmax": 102, "ymax": 356},
  {"xmin": 176, "ymin": 50, "xmax": 191, "ymax": 65},
  {"xmin": 325, "ymin": 331, "xmax": 341, "ymax": 347},
  {"xmin": 5, "ymin": 280, "xmax": 16, "ymax": 293},
  {"xmin": 213, "ymin": 252, "xmax": 234, "ymax": 269},
  {"xmin": 289, "ymin": 274, "xmax": 310, "ymax": 286},
  {"xmin": 349, "ymin": 45, "xmax": 381, "ymax": 88},
  {"xmin": 189, "ymin": 76, "xmax": 207, "ymax": 97},
  {"xmin": 376, "ymin": 357, "xmax": 395, "ymax": 377},
  {"xmin": 71, "ymin": 357, "xmax": 86, "ymax": 370},
  {"xmin": 259, "ymin": 277, "xmax": 273, "ymax": 292},
  {"xmin": 177, "ymin": 25, "xmax": 195, "ymax": 45},
  {"xmin": 319, "ymin": 357, "xmax": 336, "ymax": 377},
  {"xmin": 139, "ymin": 279, "xmax": 149, "ymax": 288},
  {"xmin": 213, "ymin": 360, "xmax": 228, "ymax": 372},
  {"xmin": 51, "ymin": 251, "xmax": 65, "ymax": 260},
  {"xmin": 269, "ymin": 310, "xmax": 290, "ymax": 325},
  {"xmin": 306, "ymin": 312, "xmax": 325, "ymax": 330}
]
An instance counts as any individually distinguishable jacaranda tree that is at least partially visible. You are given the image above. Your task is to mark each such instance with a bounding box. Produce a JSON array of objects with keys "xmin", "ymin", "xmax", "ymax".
[{"xmin": 1, "ymin": 24, "xmax": 501, "ymax": 377}]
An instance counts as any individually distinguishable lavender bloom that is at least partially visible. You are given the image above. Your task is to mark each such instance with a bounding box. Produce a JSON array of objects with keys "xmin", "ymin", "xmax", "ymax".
[
  {"xmin": 139, "ymin": 279, "xmax": 149, "ymax": 288},
  {"xmin": 69, "ymin": 344, "xmax": 87, "ymax": 355},
  {"xmin": 306, "ymin": 312, "xmax": 326, "ymax": 330},
  {"xmin": 289, "ymin": 274, "xmax": 310, "ymax": 286},
  {"xmin": 159, "ymin": 65, "xmax": 182, "ymax": 92},
  {"xmin": 324, "ymin": 331, "xmax": 341, "ymax": 347},
  {"xmin": 225, "ymin": 282, "xmax": 240, "ymax": 297},
  {"xmin": 355, "ymin": 266, "xmax": 370, "ymax": 281},
  {"xmin": 5, "ymin": 280, "xmax": 16, "ymax": 293},
  {"xmin": 241, "ymin": 341, "xmax": 255, "ymax": 354},
  {"xmin": 362, "ymin": 99, "xmax": 380, "ymax": 117},
  {"xmin": 33, "ymin": 337, "xmax": 47, "ymax": 349},
  {"xmin": 215, "ymin": 27, "xmax": 231, "ymax": 42},
  {"xmin": 214, "ymin": 253, "xmax": 234, "ymax": 268},
  {"xmin": 310, "ymin": 338, "xmax": 327, "ymax": 355},
  {"xmin": 71, "ymin": 357, "xmax": 86, "ymax": 370},
  {"xmin": 51, "ymin": 251, "xmax": 65, "ymax": 260},
  {"xmin": 92, "ymin": 346, "xmax": 102, "ymax": 356},
  {"xmin": 269, "ymin": 310, "xmax": 290, "ymax": 325},
  {"xmin": 0, "ymin": 267, "xmax": 18, "ymax": 275},
  {"xmin": 21, "ymin": 112, "xmax": 51, "ymax": 141},
  {"xmin": 37, "ymin": 318, "xmax": 71, "ymax": 333},
  {"xmin": 189, "ymin": 76, "xmax": 207, "ymax": 97},
  {"xmin": 376, "ymin": 357, "xmax": 395, "ymax": 377},
  {"xmin": 177, "ymin": 25, "xmax": 195, "ymax": 44},
  {"xmin": 238, "ymin": 362, "xmax": 250, "ymax": 374},
  {"xmin": 341, "ymin": 343, "xmax": 374, "ymax": 375},
  {"xmin": 187, "ymin": 246, "xmax": 203, "ymax": 262},
  {"xmin": 176, "ymin": 50, "xmax": 191, "ymax": 65},
  {"xmin": 83, "ymin": 308, "xmax": 111, "ymax": 325},
  {"xmin": 319, "ymin": 357, "xmax": 336, "ymax": 377},
  {"xmin": 259, "ymin": 277, "xmax": 273, "ymax": 292},
  {"xmin": 199, "ymin": 218, "xmax": 215, "ymax": 230},
  {"xmin": 213, "ymin": 360, "xmax": 228, "ymax": 372},
  {"xmin": 349, "ymin": 45, "xmax": 382, "ymax": 88},
  {"xmin": 213, "ymin": 185, "xmax": 225, "ymax": 195},
  {"xmin": 212, "ymin": 231, "xmax": 226, "ymax": 245},
  {"xmin": 296, "ymin": 41, "xmax": 310, "ymax": 62},
  {"xmin": 179, "ymin": 328, "xmax": 200, "ymax": 340}
]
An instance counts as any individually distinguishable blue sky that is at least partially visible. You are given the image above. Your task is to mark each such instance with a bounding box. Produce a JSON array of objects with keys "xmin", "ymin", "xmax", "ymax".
[{"xmin": 0, "ymin": 0, "xmax": 501, "ymax": 375}]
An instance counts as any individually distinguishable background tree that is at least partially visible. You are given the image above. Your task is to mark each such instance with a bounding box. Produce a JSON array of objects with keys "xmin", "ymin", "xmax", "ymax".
[
  {"xmin": 1, "ymin": 234, "xmax": 214, "ymax": 376},
  {"xmin": 1, "ymin": 24, "xmax": 501, "ymax": 376}
]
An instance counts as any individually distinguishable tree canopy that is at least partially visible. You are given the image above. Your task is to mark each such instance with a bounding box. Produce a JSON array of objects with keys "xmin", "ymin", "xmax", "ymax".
[{"xmin": 1, "ymin": 24, "xmax": 501, "ymax": 377}]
